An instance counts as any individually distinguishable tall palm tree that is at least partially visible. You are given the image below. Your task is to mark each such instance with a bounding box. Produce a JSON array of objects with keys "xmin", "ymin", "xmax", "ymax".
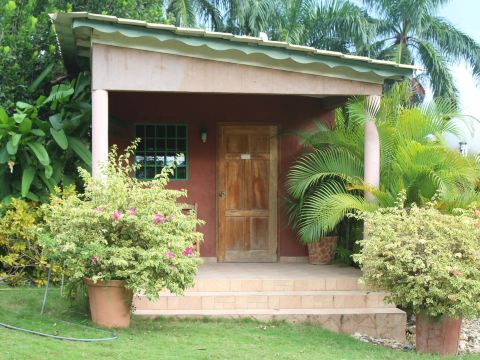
[
  {"xmin": 361, "ymin": 0, "xmax": 480, "ymax": 101},
  {"xmin": 287, "ymin": 82, "xmax": 480, "ymax": 243}
]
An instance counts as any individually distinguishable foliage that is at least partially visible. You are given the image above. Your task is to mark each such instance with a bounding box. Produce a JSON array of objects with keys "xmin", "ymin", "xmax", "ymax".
[
  {"xmin": 353, "ymin": 193, "xmax": 480, "ymax": 319},
  {"xmin": 40, "ymin": 142, "xmax": 204, "ymax": 299},
  {"xmin": 0, "ymin": 198, "xmax": 59, "ymax": 286},
  {"xmin": 0, "ymin": 72, "xmax": 92, "ymax": 203},
  {"xmin": 362, "ymin": 0, "xmax": 480, "ymax": 101},
  {"xmin": 287, "ymin": 82, "xmax": 480, "ymax": 243},
  {"xmin": 0, "ymin": 0, "xmax": 166, "ymax": 109}
]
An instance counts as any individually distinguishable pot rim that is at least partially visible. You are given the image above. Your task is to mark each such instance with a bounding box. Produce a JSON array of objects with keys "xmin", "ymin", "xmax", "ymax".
[{"xmin": 84, "ymin": 277, "xmax": 127, "ymax": 287}]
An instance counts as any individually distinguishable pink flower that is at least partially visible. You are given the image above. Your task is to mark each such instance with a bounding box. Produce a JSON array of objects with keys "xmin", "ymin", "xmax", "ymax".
[
  {"xmin": 182, "ymin": 246, "xmax": 194, "ymax": 256},
  {"xmin": 165, "ymin": 251, "xmax": 175, "ymax": 260},
  {"xmin": 475, "ymin": 210, "xmax": 480, "ymax": 217},
  {"xmin": 127, "ymin": 208, "xmax": 137, "ymax": 216},
  {"xmin": 171, "ymin": 265, "xmax": 177, "ymax": 272},
  {"xmin": 91, "ymin": 256, "xmax": 99, "ymax": 265},
  {"xmin": 112, "ymin": 210, "xmax": 123, "ymax": 221},
  {"xmin": 167, "ymin": 214, "xmax": 173, "ymax": 220},
  {"xmin": 153, "ymin": 213, "xmax": 166, "ymax": 223}
]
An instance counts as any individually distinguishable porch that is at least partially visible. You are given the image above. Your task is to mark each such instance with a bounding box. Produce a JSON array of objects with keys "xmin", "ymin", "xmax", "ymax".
[{"xmin": 134, "ymin": 263, "xmax": 406, "ymax": 341}]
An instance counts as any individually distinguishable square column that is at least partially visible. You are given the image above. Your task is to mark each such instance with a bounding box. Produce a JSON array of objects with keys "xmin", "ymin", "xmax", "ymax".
[{"xmin": 92, "ymin": 89, "xmax": 109, "ymax": 177}]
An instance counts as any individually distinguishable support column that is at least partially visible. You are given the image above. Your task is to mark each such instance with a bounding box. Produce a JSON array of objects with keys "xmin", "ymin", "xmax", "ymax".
[
  {"xmin": 364, "ymin": 95, "xmax": 381, "ymax": 203},
  {"xmin": 92, "ymin": 89, "xmax": 109, "ymax": 177}
]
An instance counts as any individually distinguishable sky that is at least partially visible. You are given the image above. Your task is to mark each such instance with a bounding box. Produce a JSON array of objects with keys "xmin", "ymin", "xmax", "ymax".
[
  {"xmin": 437, "ymin": 0, "xmax": 480, "ymax": 154},
  {"xmin": 353, "ymin": 0, "xmax": 480, "ymax": 153}
]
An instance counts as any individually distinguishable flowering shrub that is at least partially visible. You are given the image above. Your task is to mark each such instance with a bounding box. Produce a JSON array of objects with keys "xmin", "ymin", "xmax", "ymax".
[
  {"xmin": 353, "ymin": 193, "xmax": 480, "ymax": 319},
  {"xmin": 40, "ymin": 142, "xmax": 204, "ymax": 299}
]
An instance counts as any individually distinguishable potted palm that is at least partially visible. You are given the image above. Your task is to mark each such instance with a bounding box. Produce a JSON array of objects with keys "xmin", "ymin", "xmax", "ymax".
[
  {"xmin": 353, "ymin": 193, "xmax": 480, "ymax": 355},
  {"xmin": 40, "ymin": 142, "xmax": 203, "ymax": 328}
]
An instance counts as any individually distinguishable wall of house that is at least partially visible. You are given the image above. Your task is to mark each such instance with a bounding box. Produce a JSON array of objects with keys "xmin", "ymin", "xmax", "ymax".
[{"xmin": 109, "ymin": 92, "xmax": 335, "ymax": 259}]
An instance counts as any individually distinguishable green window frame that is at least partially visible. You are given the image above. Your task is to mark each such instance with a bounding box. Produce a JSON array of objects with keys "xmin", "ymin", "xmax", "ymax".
[{"xmin": 134, "ymin": 124, "xmax": 188, "ymax": 180}]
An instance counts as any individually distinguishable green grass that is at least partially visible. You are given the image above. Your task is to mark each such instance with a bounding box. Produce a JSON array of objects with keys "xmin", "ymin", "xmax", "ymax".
[{"xmin": 1, "ymin": 287, "xmax": 479, "ymax": 360}]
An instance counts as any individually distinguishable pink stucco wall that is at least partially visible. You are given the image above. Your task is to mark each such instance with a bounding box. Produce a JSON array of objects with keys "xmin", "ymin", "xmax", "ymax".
[{"xmin": 109, "ymin": 92, "xmax": 335, "ymax": 259}]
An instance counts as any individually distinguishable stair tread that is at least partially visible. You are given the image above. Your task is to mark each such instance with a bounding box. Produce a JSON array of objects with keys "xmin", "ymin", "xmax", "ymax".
[
  {"xmin": 135, "ymin": 307, "xmax": 404, "ymax": 315},
  {"xmin": 137, "ymin": 290, "xmax": 385, "ymax": 297}
]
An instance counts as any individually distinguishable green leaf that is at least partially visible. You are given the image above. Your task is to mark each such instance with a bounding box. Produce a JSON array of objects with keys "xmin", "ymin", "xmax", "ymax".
[
  {"xmin": 50, "ymin": 128, "xmax": 68, "ymax": 150},
  {"xmin": 49, "ymin": 113, "xmax": 63, "ymax": 130},
  {"xmin": 30, "ymin": 129, "xmax": 45, "ymax": 136},
  {"xmin": 13, "ymin": 113, "xmax": 27, "ymax": 123},
  {"xmin": 11, "ymin": 133, "xmax": 21, "ymax": 146},
  {"xmin": 68, "ymin": 137, "xmax": 92, "ymax": 167},
  {"xmin": 29, "ymin": 63, "xmax": 54, "ymax": 93},
  {"xmin": 6, "ymin": 134, "xmax": 21, "ymax": 155},
  {"xmin": 44, "ymin": 164, "xmax": 53, "ymax": 179},
  {"xmin": 21, "ymin": 166, "xmax": 36, "ymax": 197},
  {"xmin": 25, "ymin": 192, "xmax": 40, "ymax": 202},
  {"xmin": 0, "ymin": 107, "xmax": 9, "ymax": 124},
  {"xmin": 38, "ymin": 172, "xmax": 55, "ymax": 193},
  {"xmin": 16, "ymin": 102, "xmax": 33, "ymax": 110},
  {"xmin": 0, "ymin": 148, "xmax": 9, "ymax": 164},
  {"xmin": 18, "ymin": 118, "xmax": 32, "ymax": 133},
  {"xmin": 27, "ymin": 142, "xmax": 50, "ymax": 166}
]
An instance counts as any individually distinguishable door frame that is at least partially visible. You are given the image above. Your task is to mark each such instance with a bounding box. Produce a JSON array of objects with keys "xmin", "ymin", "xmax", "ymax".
[{"xmin": 216, "ymin": 123, "xmax": 279, "ymax": 262}]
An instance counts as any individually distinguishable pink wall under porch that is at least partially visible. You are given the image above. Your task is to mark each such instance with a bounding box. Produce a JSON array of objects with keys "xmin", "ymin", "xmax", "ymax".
[{"xmin": 109, "ymin": 92, "xmax": 335, "ymax": 259}]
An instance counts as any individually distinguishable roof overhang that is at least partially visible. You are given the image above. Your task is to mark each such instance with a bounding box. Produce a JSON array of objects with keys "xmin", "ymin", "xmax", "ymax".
[{"xmin": 51, "ymin": 12, "xmax": 416, "ymax": 87}]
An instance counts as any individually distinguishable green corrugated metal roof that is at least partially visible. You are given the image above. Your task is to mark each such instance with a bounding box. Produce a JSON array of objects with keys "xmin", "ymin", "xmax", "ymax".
[{"xmin": 50, "ymin": 12, "xmax": 417, "ymax": 84}]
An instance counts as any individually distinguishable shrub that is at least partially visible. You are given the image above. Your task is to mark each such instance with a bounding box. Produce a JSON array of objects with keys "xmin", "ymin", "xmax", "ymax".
[
  {"xmin": 353, "ymin": 193, "xmax": 480, "ymax": 319},
  {"xmin": 40, "ymin": 142, "xmax": 204, "ymax": 299},
  {"xmin": 0, "ymin": 198, "xmax": 58, "ymax": 286}
]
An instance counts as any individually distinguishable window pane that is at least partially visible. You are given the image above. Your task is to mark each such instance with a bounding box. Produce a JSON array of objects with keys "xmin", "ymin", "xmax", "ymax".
[
  {"xmin": 156, "ymin": 138, "xmax": 166, "ymax": 151},
  {"xmin": 176, "ymin": 154, "xmax": 186, "ymax": 166},
  {"xmin": 156, "ymin": 155, "xmax": 165, "ymax": 167},
  {"xmin": 137, "ymin": 139, "xmax": 145, "ymax": 151},
  {"xmin": 146, "ymin": 125, "xmax": 155, "ymax": 137},
  {"xmin": 135, "ymin": 155, "xmax": 145, "ymax": 164},
  {"xmin": 166, "ymin": 125, "xmax": 176, "ymax": 137},
  {"xmin": 145, "ymin": 167, "xmax": 156, "ymax": 179},
  {"xmin": 145, "ymin": 153, "xmax": 155, "ymax": 166},
  {"xmin": 146, "ymin": 138, "xmax": 155, "ymax": 151},
  {"xmin": 177, "ymin": 139, "xmax": 186, "ymax": 152},
  {"xmin": 166, "ymin": 139, "xmax": 175, "ymax": 150},
  {"xmin": 157, "ymin": 125, "xmax": 165, "ymax": 138},
  {"xmin": 177, "ymin": 126, "xmax": 186, "ymax": 138}
]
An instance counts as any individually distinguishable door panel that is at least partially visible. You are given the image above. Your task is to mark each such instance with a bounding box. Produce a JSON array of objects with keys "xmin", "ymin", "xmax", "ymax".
[{"xmin": 218, "ymin": 125, "xmax": 278, "ymax": 262}]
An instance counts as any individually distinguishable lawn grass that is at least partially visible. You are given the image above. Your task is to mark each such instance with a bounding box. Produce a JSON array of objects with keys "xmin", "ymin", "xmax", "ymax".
[{"xmin": 1, "ymin": 286, "xmax": 479, "ymax": 360}]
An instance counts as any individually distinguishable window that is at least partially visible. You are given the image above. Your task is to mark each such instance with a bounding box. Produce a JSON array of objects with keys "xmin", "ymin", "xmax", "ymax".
[{"xmin": 134, "ymin": 124, "xmax": 188, "ymax": 180}]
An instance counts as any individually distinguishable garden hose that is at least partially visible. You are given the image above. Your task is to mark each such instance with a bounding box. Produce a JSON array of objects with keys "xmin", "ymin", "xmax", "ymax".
[{"xmin": 0, "ymin": 263, "xmax": 118, "ymax": 342}]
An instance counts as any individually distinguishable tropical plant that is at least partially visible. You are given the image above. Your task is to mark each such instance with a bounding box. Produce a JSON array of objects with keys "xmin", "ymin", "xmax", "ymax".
[
  {"xmin": 353, "ymin": 193, "xmax": 480, "ymax": 319},
  {"xmin": 0, "ymin": 198, "xmax": 60, "ymax": 286},
  {"xmin": 0, "ymin": 72, "xmax": 92, "ymax": 203},
  {"xmin": 287, "ymin": 82, "xmax": 480, "ymax": 243},
  {"xmin": 361, "ymin": 0, "xmax": 480, "ymax": 100},
  {"xmin": 40, "ymin": 142, "xmax": 204, "ymax": 299}
]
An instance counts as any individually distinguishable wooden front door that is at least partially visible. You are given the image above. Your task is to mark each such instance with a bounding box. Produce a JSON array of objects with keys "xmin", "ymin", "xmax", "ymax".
[{"xmin": 217, "ymin": 125, "xmax": 278, "ymax": 262}]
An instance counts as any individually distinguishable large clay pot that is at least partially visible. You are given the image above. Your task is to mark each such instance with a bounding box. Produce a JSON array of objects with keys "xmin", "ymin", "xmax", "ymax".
[
  {"xmin": 416, "ymin": 313, "xmax": 462, "ymax": 355},
  {"xmin": 84, "ymin": 278, "xmax": 133, "ymax": 328},
  {"xmin": 307, "ymin": 236, "xmax": 338, "ymax": 265}
]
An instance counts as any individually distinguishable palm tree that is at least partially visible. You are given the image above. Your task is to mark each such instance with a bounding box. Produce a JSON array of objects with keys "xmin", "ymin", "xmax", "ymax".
[
  {"xmin": 361, "ymin": 0, "xmax": 480, "ymax": 101},
  {"xmin": 287, "ymin": 82, "xmax": 480, "ymax": 243}
]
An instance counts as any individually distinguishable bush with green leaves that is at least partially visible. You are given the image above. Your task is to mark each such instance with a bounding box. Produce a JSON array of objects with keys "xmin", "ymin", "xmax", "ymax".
[
  {"xmin": 0, "ymin": 72, "xmax": 92, "ymax": 203},
  {"xmin": 0, "ymin": 198, "xmax": 61, "ymax": 286},
  {"xmin": 353, "ymin": 193, "xmax": 480, "ymax": 319},
  {"xmin": 40, "ymin": 142, "xmax": 204, "ymax": 299}
]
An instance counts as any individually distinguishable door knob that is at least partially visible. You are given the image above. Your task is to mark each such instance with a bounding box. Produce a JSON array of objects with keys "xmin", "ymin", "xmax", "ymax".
[{"xmin": 218, "ymin": 191, "xmax": 225, "ymax": 197}]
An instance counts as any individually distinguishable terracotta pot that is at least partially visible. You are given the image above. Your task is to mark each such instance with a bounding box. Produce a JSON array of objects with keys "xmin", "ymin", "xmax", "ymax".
[
  {"xmin": 84, "ymin": 278, "xmax": 133, "ymax": 328},
  {"xmin": 416, "ymin": 313, "xmax": 462, "ymax": 355},
  {"xmin": 307, "ymin": 236, "xmax": 338, "ymax": 265}
]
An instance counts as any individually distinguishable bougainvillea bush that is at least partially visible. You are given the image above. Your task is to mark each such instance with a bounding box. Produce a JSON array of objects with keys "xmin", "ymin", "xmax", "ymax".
[
  {"xmin": 353, "ymin": 193, "xmax": 480, "ymax": 319},
  {"xmin": 40, "ymin": 142, "xmax": 203, "ymax": 299}
]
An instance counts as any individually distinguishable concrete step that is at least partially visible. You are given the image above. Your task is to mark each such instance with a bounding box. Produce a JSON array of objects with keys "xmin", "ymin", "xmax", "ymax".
[
  {"xmin": 186, "ymin": 277, "xmax": 362, "ymax": 292},
  {"xmin": 134, "ymin": 290, "xmax": 393, "ymax": 311},
  {"xmin": 134, "ymin": 307, "xmax": 406, "ymax": 342}
]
